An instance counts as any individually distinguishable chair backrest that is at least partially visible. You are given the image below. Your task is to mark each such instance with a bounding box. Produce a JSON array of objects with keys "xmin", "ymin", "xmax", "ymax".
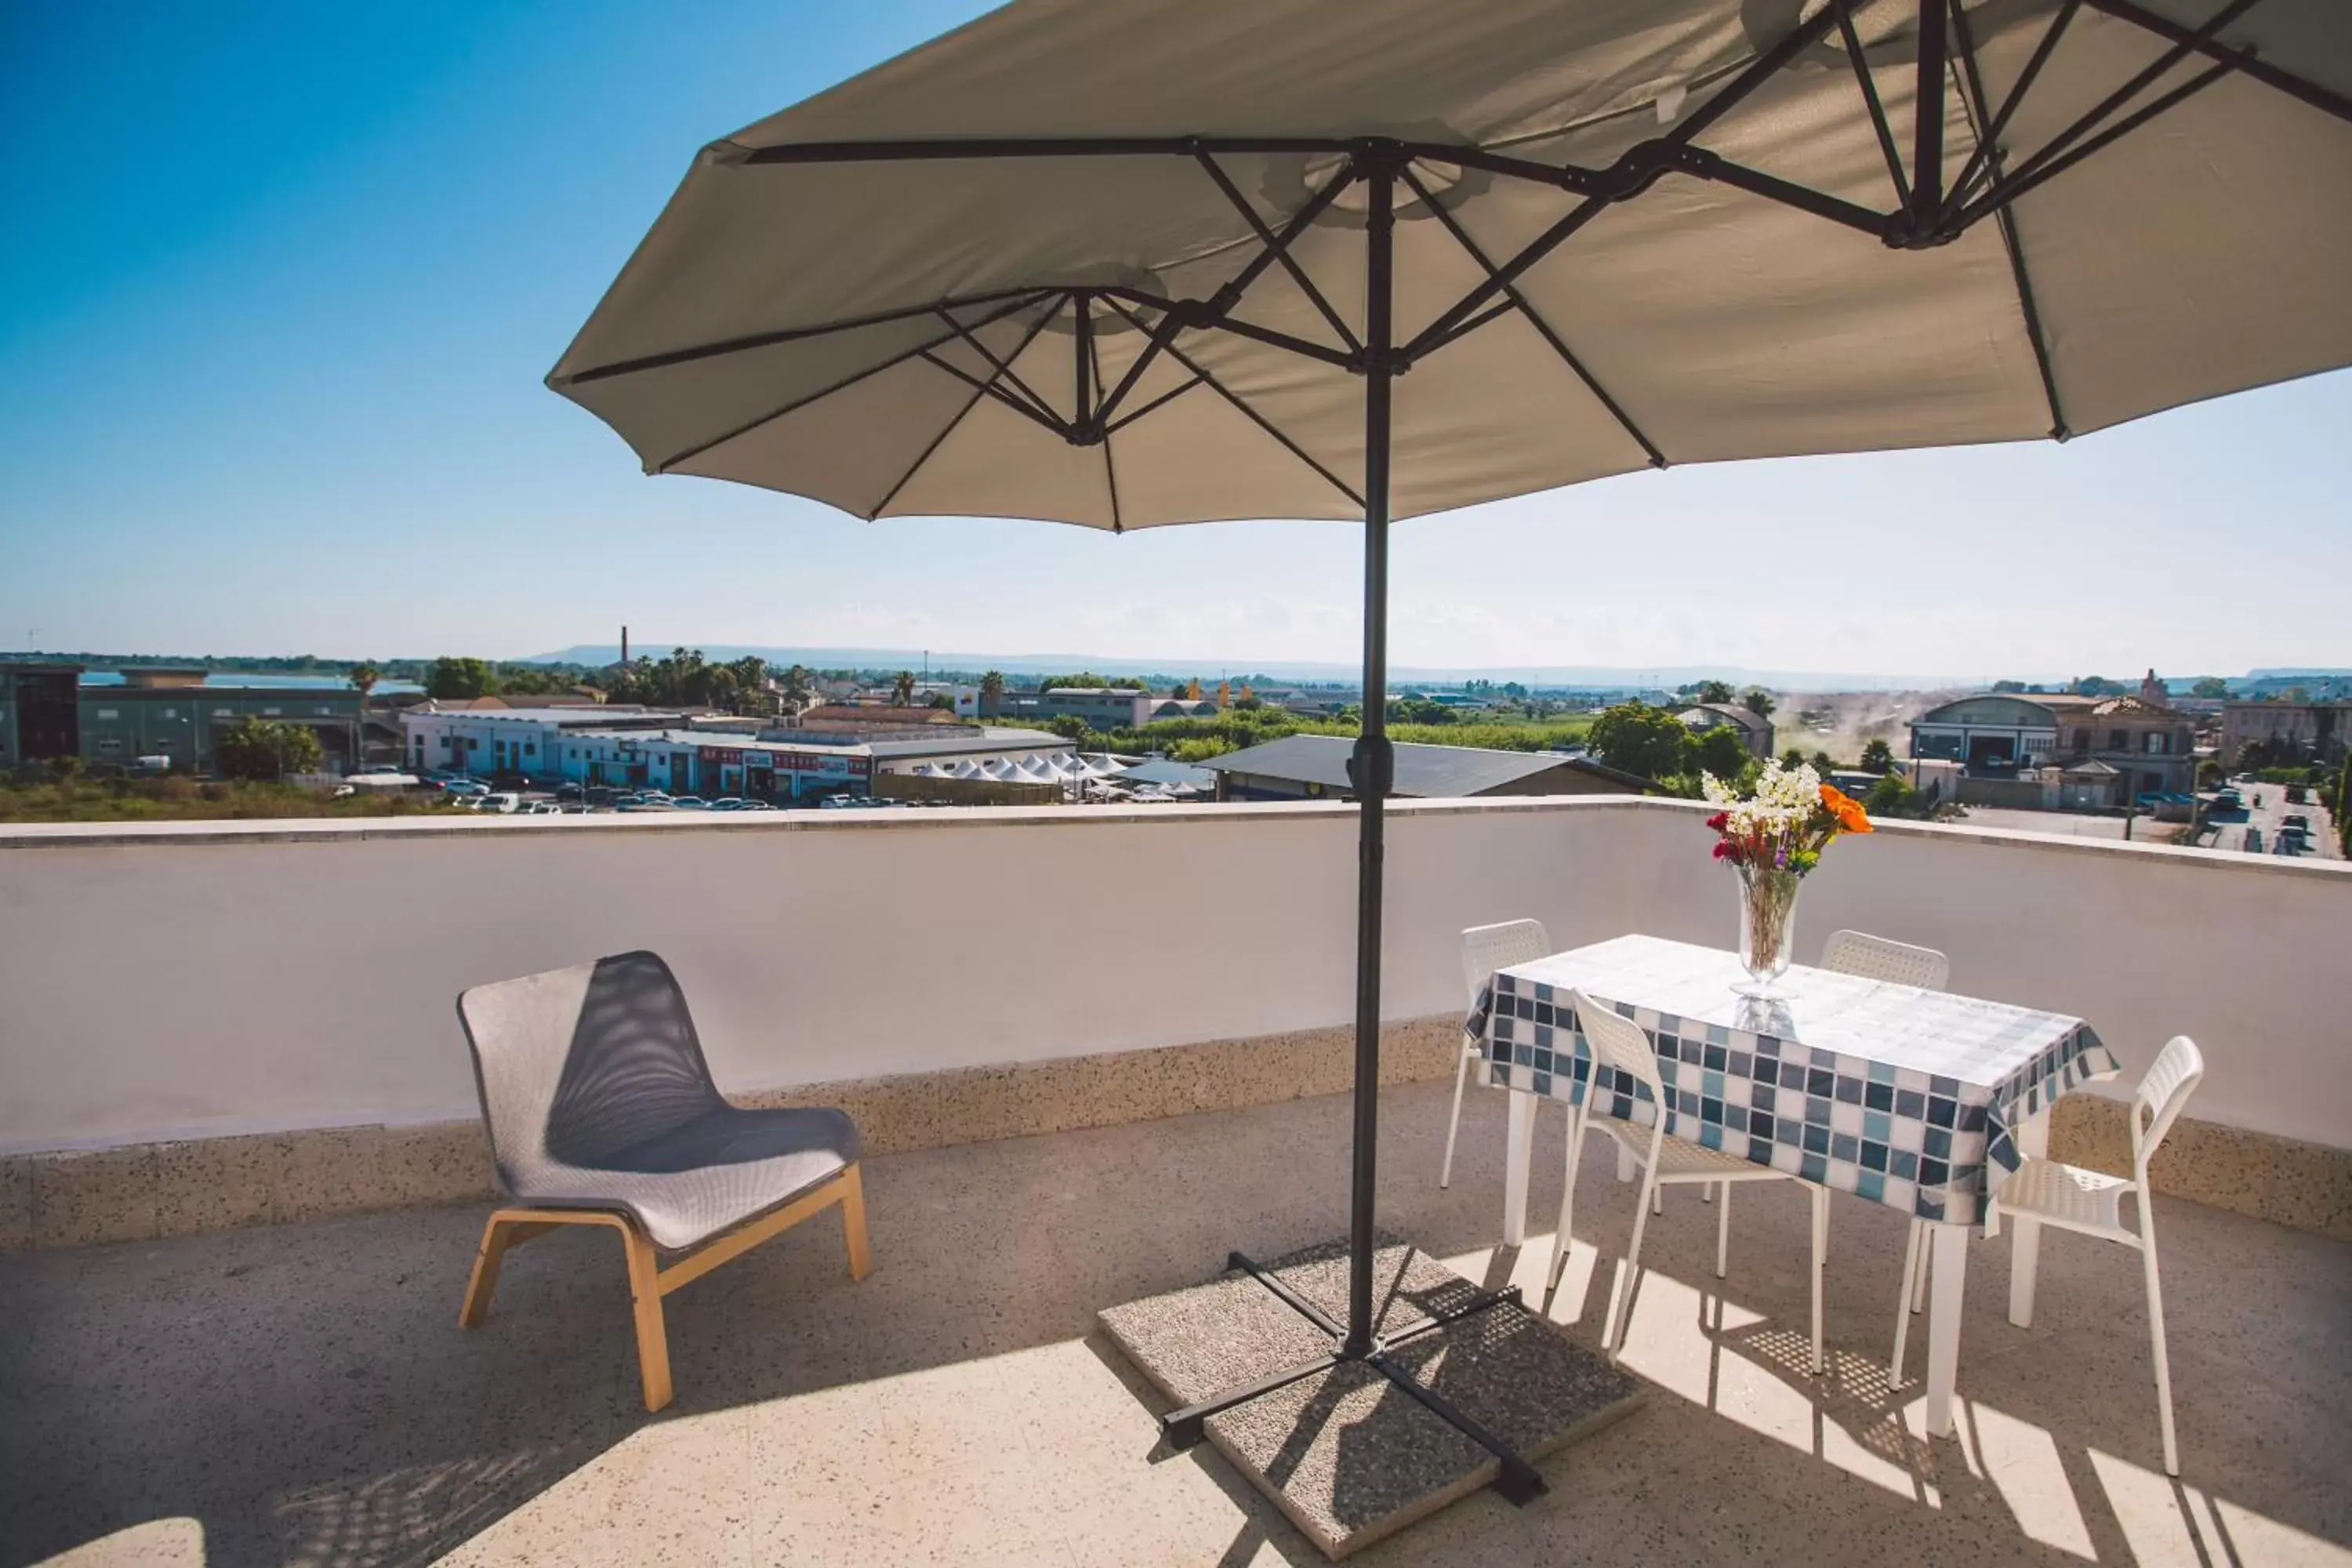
[
  {"xmin": 1567, "ymin": 989, "xmax": 1664, "ymax": 1102},
  {"xmin": 1461, "ymin": 918, "xmax": 1552, "ymax": 1004},
  {"xmin": 1820, "ymin": 929, "xmax": 1951, "ymax": 991},
  {"xmin": 457, "ymin": 951, "xmax": 726, "ymax": 1181},
  {"xmin": 2132, "ymin": 1035, "xmax": 2204, "ymax": 1174}
]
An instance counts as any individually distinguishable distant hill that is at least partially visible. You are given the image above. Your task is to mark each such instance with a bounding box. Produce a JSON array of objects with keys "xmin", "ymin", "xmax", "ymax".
[{"xmin": 521, "ymin": 644, "xmax": 1994, "ymax": 692}]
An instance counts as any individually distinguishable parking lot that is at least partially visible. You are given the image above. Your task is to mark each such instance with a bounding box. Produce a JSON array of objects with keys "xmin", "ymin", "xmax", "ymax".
[{"xmin": 2200, "ymin": 777, "xmax": 2342, "ymax": 861}]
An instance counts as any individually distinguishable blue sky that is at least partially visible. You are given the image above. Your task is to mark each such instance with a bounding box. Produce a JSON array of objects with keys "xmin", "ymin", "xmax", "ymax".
[{"xmin": 2, "ymin": 0, "xmax": 2345, "ymax": 682}]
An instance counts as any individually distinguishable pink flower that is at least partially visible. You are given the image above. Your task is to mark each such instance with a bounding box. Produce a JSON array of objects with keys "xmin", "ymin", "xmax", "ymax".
[
  {"xmin": 1704, "ymin": 811, "xmax": 1729, "ymax": 831},
  {"xmin": 1711, "ymin": 841, "xmax": 1733, "ymax": 861}
]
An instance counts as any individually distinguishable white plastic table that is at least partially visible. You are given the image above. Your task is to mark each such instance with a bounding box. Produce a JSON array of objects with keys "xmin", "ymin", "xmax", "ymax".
[{"xmin": 1466, "ymin": 934, "xmax": 2119, "ymax": 1439}]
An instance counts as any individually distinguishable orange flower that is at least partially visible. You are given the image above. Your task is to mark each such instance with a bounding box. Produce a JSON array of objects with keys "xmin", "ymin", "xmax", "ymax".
[{"xmin": 1820, "ymin": 782, "xmax": 1873, "ymax": 834}]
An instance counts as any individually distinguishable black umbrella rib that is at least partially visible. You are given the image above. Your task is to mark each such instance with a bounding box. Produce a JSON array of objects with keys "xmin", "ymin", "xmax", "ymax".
[
  {"xmin": 1958, "ymin": 57, "xmax": 2237, "ymax": 228},
  {"xmin": 1837, "ymin": 0, "xmax": 1912, "ymax": 208},
  {"xmin": 1100, "ymin": 294, "xmax": 1361, "ymax": 508},
  {"xmin": 1400, "ymin": 163, "xmax": 1664, "ymax": 467},
  {"xmin": 1946, "ymin": 0, "xmax": 2079, "ymax": 212},
  {"xmin": 872, "ymin": 301, "xmax": 1068, "ymax": 516},
  {"xmin": 2082, "ymin": 0, "xmax": 2352, "ymax": 127},
  {"xmin": 934, "ymin": 306, "xmax": 1067, "ymax": 430},
  {"xmin": 1964, "ymin": 0, "xmax": 2261, "ymax": 220},
  {"xmin": 736, "ymin": 134, "xmax": 1610, "ymax": 182},
  {"xmin": 1402, "ymin": 0, "xmax": 1847, "ymax": 361},
  {"xmin": 652, "ymin": 293, "xmax": 1049, "ymax": 472},
  {"xmin": 1194, "ymin": 150, "xmax": 1361, "ymax": 354},
  {"xmin": 1102, "ymin": 372, "xmax": 1205, "ymax": 434},
  {"xmin": 1087, "ymin": 319, "xmax": 1125, "ymax": 532},
  {"xmin": 917, "ymin": 350, "xmax": 1071, "ymax": 436},
  {"xmin": 561, "ymin": 288, "xmax": 1040, "ymax": 385},
  {"xmin": 1948, "ymin": 0, "xmax": 2069, "ymax": 439}
]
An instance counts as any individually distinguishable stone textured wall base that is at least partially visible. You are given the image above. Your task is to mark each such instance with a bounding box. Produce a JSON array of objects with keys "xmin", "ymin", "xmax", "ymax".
[
  {"xmin": 2049, "ymin": 1096, "xmax": 2350, "ymax": 1242},
  {"xmin": 0, "ymin": 1015, "xmax": 1461, "ymax": 1250}
]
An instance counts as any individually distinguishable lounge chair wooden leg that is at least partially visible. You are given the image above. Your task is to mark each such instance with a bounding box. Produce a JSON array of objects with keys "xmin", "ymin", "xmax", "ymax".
[
  {"xmin": 840, "ymin": 1163, "xmax": 873, "ymax": 1282},
  {"xmin": 459, "ymin": 1214, "xmax": 515, "ymax": 1327},
  {"xmin": 619, "ymin": 1223, "xmax": 673, "ymax": 1413}
]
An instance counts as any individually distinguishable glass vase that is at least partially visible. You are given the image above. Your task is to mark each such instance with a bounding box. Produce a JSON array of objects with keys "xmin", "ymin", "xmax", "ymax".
[{"xmin": 1733, "ymin": 863, "xmax": 1803, "ymax": 997}]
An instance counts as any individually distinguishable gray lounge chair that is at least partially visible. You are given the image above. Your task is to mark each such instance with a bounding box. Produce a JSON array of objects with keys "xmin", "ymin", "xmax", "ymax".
[{"xmin": 455, "ymin": 950, "xmax": 869, "ymax": 1410}]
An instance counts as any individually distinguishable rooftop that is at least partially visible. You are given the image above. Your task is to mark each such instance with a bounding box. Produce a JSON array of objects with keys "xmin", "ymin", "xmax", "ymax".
[
  {"xmin": 2, "ymin": 798, "xmax": 2345, "ymax": 1566},
  {"xmin": 5, "ymin": 1080, "xmax": 2343, "ymax": 1566}
]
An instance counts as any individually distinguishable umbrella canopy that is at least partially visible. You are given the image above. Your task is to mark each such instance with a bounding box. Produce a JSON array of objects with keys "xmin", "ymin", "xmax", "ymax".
[
  {"xmin": 552, "ymin": 0, "xmax": 2350, "ymax": 1486},
  {"xmin": 552, "ymin": 0, "xmax": 2350, "ymax": 525}
]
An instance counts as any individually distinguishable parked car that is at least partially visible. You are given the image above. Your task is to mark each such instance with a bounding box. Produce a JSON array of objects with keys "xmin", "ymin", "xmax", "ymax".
[
  {"xmin": 611, "ymin": 793, "xmax": 649, "ymax": 810},
  {"xmin": 479, "ymin": 793, "xmax": 521, "ymax": 815},
  {"xmin": 524, "ymin": 800, "xmax": 564, "ymax": 815},
  {"xmin": 2212, "ymin": 788, "xmax": 2243, "ymax": 811},
  {"xmin": 734, "ymin": 800, "xmax": 777, "ymax": 811},
  {"xmin": 440, "ymin": 779, "xmax": 489, "ymax": 798},
  {"xmin": 670, "ymin": 795, "xmax": 710, "ymax": 810},
  {"xmin": 555, "ymin": 782, "xmax": 583, "ymax": 800},
  {"xmin": 708, "ymin": 797, "xmax": 748, "ymax": 811}
]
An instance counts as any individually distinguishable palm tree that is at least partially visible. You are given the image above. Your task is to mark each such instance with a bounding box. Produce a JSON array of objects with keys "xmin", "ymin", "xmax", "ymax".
[
  {"xmin": 779, "ymin": 664, "xmax": 815, "ymax": 718},
  {"xmin": 348, "ymin": 662, "xmax": 379, "ymax": 774},
  {"xmin": 891, "ymin": 670, "xmax": 916, "ymax": 706},
  {"xmin": 978, "ymin": 670, "xmax": 1005, "ymax": 718}
]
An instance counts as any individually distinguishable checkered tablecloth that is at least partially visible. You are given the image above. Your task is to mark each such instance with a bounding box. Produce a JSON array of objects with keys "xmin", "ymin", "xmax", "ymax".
[{"xmin": 1464, "ymin": 934, "xmax": 2120, "ymax": 1225}]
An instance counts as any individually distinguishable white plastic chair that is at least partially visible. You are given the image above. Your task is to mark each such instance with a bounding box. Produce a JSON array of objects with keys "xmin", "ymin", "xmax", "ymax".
[
  {"xmin": 1985, "ymin": 1035, "xmax": 2204, "ymax": 1475},
  {"xmin": 1445, "ymin": 920, "xmax": 1551, "ymax": 1188},
  {"xmin": 1551, "ymin": 989, "xmax": 1830, "ymax": 1374},
  {"xmin": 1815, "ymin": 931, "xmax": 1955, "ymax": 1392}
]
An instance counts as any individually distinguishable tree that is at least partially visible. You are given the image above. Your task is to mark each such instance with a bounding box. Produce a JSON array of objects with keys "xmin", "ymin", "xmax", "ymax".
[
  {"xmin": 1692, "ymin": 679, "xmax": 1736, "ymax": 705},
  {"xmin": 891, "ymin": 670, "xmax": 917, "ymax": 706},
  {"xmin": 925, "ymin": 692, "xmax": 954, "ymax": 710},
  {"xmin": 2190, "ymin": 676, "xmax": 2230, "ymax": 699},
  {"xmin": 1780, "ymin": 748, "xmax": 1808, "ymax": 770},
  {"xmin": 426, "ymin": 656, "xmax": 499, "ymax": 700},
  {"xmin": 1587, "ymin": 702, "xmax": 1693, "ymax": 782},
  {"xmin": 976, "ymin": 670, "xmax": 1004, "ymax": 718},
  {"xmin": 1812, "ymin": 751, "xmax": 1836, "ymax": 775},
  {"xmin": 1864, "ymin": 773, "xmax": 1927, "ymax": 819},
  {"xmin": 1039, "ymin": 671, "xmax": 1134, "ymax": 691},
  {"xmin": 1991, "ymin": 679, "xmax": 2027, "ymax": 693},
  {"xmin": 215, "ymin": 719, "xmax": 323, "ymax": 782},
  {"xmin": 1858, "ymin": 738, "xmax": 1896, "ymax": 775},
  {"xmin": 1740, "ymin": 687, "xmax": 1777, "ymax": 719},
  {"xmin": 1692, "ymin": 724, "xmax": 1752, "ymax": 781}
]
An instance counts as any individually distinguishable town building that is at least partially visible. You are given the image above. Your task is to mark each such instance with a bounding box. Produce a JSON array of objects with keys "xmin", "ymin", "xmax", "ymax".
[
  {"xmin": 1, "ymin": 663, "xmax": 370, "ymax": 775},
  {"xmin": 1675, "ymin": 702, "xmax": 1775, "ymax": 760},
  {"xmin": 989, "ymin": 687, "xmax": 1200, "ymax": 729},
  {"xmin": 2221, "ymin": 697, "xmax": 2352, "ymax": 766},
  {"xmin": 1909, "ymin": 675, "xmax": 2198, "ymax": 805},
  {"xmin": 400, "ymin": 703, "xmax": 688, "ymax": 779},
  {"xmin": 1204, "ymin": 735, "xmax": 1653, "ymax": 802}
]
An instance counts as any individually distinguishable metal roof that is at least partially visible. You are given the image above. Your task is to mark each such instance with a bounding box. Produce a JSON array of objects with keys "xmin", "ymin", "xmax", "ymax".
[{"xmin": 1203, "ymin": 735, "xmax": 1646, "ymax": 797}]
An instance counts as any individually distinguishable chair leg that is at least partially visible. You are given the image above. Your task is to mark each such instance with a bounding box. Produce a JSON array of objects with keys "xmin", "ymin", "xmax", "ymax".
[
  {"xmin": 1715, "ymin": 1181, "xmax": 1732, "ymax": 1279},
  {"xmin": 1439, "ymin": 1044, "xmax": 1474, "ymax": 1189},
  {"xmin": 618, "ymin": 1224, "xmax": 673, "ymax": 1413},
  {"xmin": 1546, "ymin": 1107, "xmax": 1587, "ymax": 1297},
  {"xmin": 1890, "ymin": 1218, "xmax": 1922, "ymax": 1389},
  {"xmin": 459, "ymin": 1214, "xmax": 515, "ymax": 1327},
  {"xmin": 2140, "ymin": 1206, "xmax": 2180, "ymax": 1475},
  {"xmin": 840, "ymin": 1163, "xmax": 873, "ymax": 1282},
  {"xmin": 1809, "ymin": 1184, "xmax": 1829, "ymax": 1375},
  {"xmin": 1911, "ymin": 1219, "xmax": 1931, "ymax": 1313},
  {"xmin": 1702, "ymin": 1181, "xmax": 1714, "ymax": 1203},
  {"xmin": 1610, "ymin": 1165, "xmax": 1660, "ymax": 1363}
]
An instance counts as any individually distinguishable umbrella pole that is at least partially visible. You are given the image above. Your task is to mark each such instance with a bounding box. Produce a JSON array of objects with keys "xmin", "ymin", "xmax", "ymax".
[
  {"xmin": 1342, "ymin": 159, "xmax": 1397, "ymax": 1358},
  {"xmin": 1157, "ymin": 151, "xmax": 1542, "ymax": 1505}
]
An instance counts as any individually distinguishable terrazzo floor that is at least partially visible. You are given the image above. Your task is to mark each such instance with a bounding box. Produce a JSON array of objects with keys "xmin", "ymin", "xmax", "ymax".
[{"xmin": 3, "ymin": 1080, "xmax": 2347, "ymax": 1567}]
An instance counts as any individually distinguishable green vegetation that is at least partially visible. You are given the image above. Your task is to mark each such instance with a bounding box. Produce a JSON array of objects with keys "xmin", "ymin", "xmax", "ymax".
[
  {"xmin": 1858, "ymin": 738, "xmax": 1896, "ymax": 774},
  {"xmin": 0, "ymin": 775, "xmax": 462, "ymax": 824},
  {"xmin": 1584, "ymin": 700, "xmax": 1755, "ymax": 796},
  {"xmin": 1032, "ymin": 706, "xmax": 1596, "ymax": 764},
  {"xmin": 603, "ymin": 648, "xmax": 772, "ymax": 713},
  {"xmin": 212, "ymin": 719, "xmax": 324, "ymax": 781},
  {"xmin": 2190, "ymin": 676, "xmax": 2230, "ymax": 699}
]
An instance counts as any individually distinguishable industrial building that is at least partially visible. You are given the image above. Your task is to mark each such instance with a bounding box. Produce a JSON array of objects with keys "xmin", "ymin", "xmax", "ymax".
[{"xmin": 0, "ymin": 663, "xmax": 370, "ymax": 775}]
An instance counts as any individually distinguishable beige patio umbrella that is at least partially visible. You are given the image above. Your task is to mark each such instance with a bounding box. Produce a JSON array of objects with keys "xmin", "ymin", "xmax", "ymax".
[{"xmin": 551, "ymin": 0, "xmax": 2352, "ymax": 1500}]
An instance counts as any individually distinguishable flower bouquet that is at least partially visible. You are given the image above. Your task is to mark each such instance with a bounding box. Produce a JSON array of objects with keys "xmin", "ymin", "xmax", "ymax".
[{"xmin": 1702, "ymin": 760, "xmax": 1873, "ymax": 996}]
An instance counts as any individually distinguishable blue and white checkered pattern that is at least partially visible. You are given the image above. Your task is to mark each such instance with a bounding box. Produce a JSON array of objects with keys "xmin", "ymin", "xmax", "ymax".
[{"xmin": 1464, "ymin": 935, "xmax": 2119, "ymax": 1225}]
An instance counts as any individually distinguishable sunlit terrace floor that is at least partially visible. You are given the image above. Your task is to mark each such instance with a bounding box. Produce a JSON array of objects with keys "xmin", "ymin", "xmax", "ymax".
[{"xmin": 5, "ymin": 1082, "xmax": 2347, "ymax": 1568}]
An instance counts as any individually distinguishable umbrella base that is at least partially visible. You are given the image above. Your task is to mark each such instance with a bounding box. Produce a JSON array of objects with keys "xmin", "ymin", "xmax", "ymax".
[{"xmin": 1098, "ymin": 1237, "xmax": 1643, "ymax": 1559}]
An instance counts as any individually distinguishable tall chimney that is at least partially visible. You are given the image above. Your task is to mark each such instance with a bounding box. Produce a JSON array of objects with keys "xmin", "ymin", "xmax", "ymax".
[{"xmin": 621, "ymin": 625, "xmax": 630, "ymax": 665}]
